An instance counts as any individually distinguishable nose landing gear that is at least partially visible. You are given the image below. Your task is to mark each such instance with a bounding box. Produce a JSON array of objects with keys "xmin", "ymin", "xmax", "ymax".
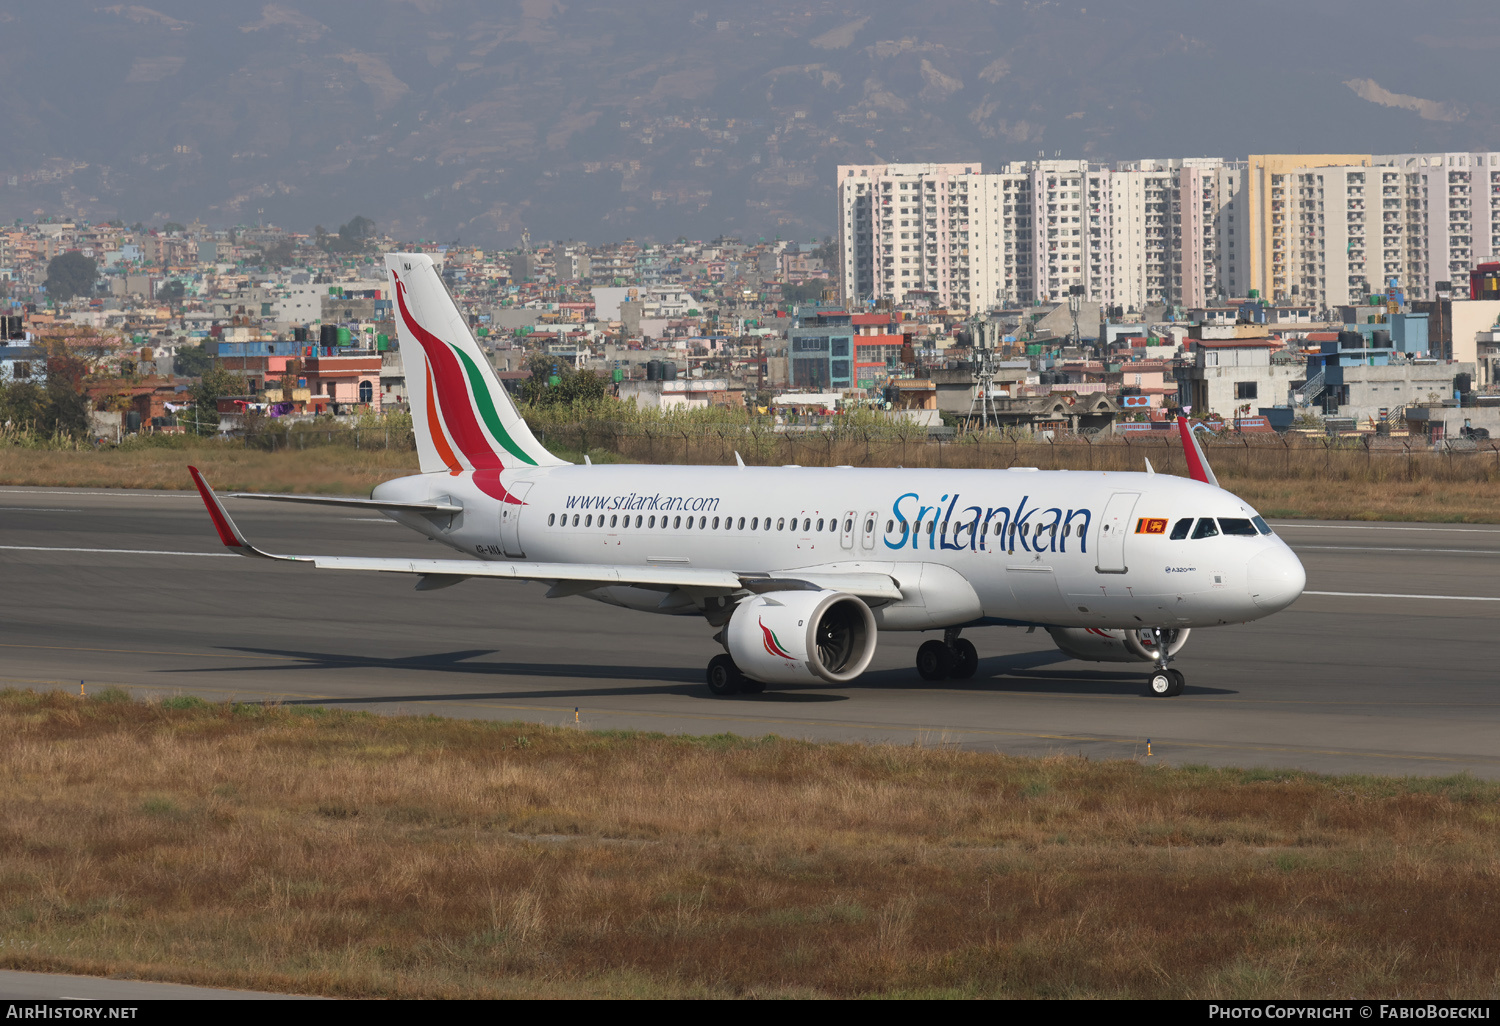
[
  {"xmin": 1145, "ymin": 627, "xmax": 1185, "ymax": 697},
  {"xmin": 916, "ymin": 629, "xmax": 979, "ymax": 682}
]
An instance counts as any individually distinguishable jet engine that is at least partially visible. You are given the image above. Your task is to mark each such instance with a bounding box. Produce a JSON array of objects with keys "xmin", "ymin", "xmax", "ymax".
[
  {"xmin": 1046, "ymin": 626, "xmax": 1191, "ymax": 663},
  {"xmin": 726, "ymin": 590, "xmax": 878, "ymax": 685}
]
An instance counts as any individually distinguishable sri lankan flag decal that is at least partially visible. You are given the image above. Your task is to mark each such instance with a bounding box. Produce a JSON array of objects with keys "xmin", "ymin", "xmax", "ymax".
[
  {"xmin": 759, "ymin": 619, "xmax": 795, "ymax": 660},
  {"xmin": 1135, "ymin": 517, "xmax": 1168, "ymax": 535}
]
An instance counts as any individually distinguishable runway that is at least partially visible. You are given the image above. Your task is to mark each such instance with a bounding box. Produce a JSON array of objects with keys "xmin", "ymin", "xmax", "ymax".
[{"xmin": 3, "ymin": 485, "xmax": 1499, "ymax": 778}]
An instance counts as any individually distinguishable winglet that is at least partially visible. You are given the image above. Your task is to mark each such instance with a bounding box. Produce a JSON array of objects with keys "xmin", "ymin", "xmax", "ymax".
[
  {"xmin": 1176, "ymin": 416, "xmax": 1219, "ymax": 487},
  {"xmin": 187, "ymin": 467, "xmax": 289, "ymax": 559}
]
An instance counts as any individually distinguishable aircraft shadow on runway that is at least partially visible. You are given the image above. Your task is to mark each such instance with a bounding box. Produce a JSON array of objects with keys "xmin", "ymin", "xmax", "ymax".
[{"xmin": 159, "ymin": 643, "xmax": 1236, "ymax": 704}]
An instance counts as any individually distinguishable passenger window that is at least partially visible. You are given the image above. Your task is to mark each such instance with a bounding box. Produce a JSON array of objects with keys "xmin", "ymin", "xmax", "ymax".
[
  {"xmin": 1218, "ymin": 518, "xmax": 1258, "ymax": 537},
  {"xmin": 846, "ymin": 519, "xmax": 854, "ymax": 532},
  {"xmin": 927, "ymin": 521, "xmax": 935, "ymax": 536},
  {"xmin": 803, "ymin": 518, "xmax": 811, "ymax": 531},
  {"xmin": 635, "ymin": 515, "xmax": 643, "ymax": 528},
  {"xmin": 673, "ymin": 516, "xmax": 681, "ymax": 529},
  {"xmin": 572, "ymin": 514, "xmax": 580, "ymax": 527},
  {"xmin": 1169, "ymin": 518, "xmax": 1191, "ymax": 540},
  {"xmin": 1191, "ymin": 517, "xmax": 1219, "ymax": 540},
  {"xmin": 700, "ymin": 516, "xmax": 707, "ymax": 529},
  {"xmin": 548, "ymin": 513, "xmax": 555, "ymax": 526},
  {"xmin": 1252, "ymin": 515, "xmax": 1273, "ymax": 536},
  {"xmin": 611, "ymin": 515, "xmax": 618, "ymax": 528},
  {"xmin": 751, "ymin": 517, "xmax": 758, "ymax": 530},
  {"xmin": 712, "ymin": 516, "xmax": 720, "ymax": 529},
  {"xmin": 586, "ymin": 514, "xmax": 593, "ymax": 527},
  {"xmin": 765, "ymin": 518, "xmax": 772, "ymax": 531},
  {"xmin": 816, "ymin": 518, "xmax": 824, "ymax": 531},
  {"xmin": 648, "ymin": 516, "xmax": 656, "ymax": 528},
  {"xmin": 684, "ymin": 516, "xmax": 692, "ymax": 530},
  {"xmin": 865, "ymin": 518, "xmax": 874, "ymax": 533},
  {"xmin": 778, "ymin": 518, "xmax": 785, "ymax": 531},
  {"xmin": 738, "ymin": 517, "xmax": 746, "ymax": 530}
]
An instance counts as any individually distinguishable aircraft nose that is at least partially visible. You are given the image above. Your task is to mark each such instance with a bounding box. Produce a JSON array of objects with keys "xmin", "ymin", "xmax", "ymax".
[{"xmin": 1248, "ymin": 544, "xmax": 1305, "ymax": 613}]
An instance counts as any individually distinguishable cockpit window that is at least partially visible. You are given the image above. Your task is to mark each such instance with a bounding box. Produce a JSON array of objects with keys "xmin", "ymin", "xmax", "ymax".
[
  {"xmin": 1169, "ymin": 518, "xmax": 1192, "ymax": 540},
  {"xmin": 1191, "ymin": 517, "xmax": 1219, "ymax": 540},
  {"xmin": 1218, "ymin": 518, "xmax": 1258, "ymax": 537},
  {"xmin": 1251, "ymin": 515, "xmax": 1273, "ymax": 536}
]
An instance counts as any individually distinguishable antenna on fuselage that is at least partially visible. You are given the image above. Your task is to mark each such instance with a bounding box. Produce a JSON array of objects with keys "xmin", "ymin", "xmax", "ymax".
[
  {"xmin": 734, "ymin": 451, "xmax": 745, "ymax": 468},
  {"xmin": 1144, "ymin": 457, "xmax": 1155, "ymax": 474}
]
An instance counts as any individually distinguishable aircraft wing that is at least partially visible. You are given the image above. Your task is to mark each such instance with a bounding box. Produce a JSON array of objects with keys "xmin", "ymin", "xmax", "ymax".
[
  {"xmin": 226, "ymin": 493, "xmax": 464, "ymax": 515},
  {"xmin": 190, "ymin": 467, "xmax": 901, "ymax": 601}
]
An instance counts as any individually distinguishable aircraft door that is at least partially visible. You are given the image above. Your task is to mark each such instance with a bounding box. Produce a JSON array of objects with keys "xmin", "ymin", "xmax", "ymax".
[
  {"xmin": 841, "ymin": 509, "xmax": 858, "ymax": 550},
  {"xmin": 861, "ymin": 510, "xmax": 879, "ymax": 550},
  {"xmin": 1095, "ymin": 491, "xmax": 1139, "ymax": 574},
  {"xmin": 498, "ymin": 481, "xmax": 533, "ymax": 558}
]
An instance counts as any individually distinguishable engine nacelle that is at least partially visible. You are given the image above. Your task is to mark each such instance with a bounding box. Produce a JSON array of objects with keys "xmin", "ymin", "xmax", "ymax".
[
  {"xmin": 1046, "ymin": 626, "xmax": 1191, "ymax": 664},
  {"xmin": 726, "ymin": 590, "xmax": 878, "ymax": 685}
]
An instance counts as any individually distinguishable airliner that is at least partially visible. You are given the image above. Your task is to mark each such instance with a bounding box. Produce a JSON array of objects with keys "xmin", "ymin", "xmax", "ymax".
[{"xmin": 189, "ymin": 253, "xmax": 1306, "ymax": 698}]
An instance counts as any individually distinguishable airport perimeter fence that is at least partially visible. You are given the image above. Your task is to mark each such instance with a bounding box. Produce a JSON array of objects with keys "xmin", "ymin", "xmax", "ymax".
[
  {"xmin": 535, "ymin": 422, "xmax": 1500, "ymax": 486},
  {"xmin": 230, "ymin": 411, "xmax": 1500, "ymax": 485}
]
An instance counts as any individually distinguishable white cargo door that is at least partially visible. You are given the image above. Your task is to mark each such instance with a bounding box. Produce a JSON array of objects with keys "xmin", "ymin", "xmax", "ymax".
[
  {"xmin": 1095, "ymin": 491, "xmax": 1138, "ymax": 574},
  {"xmin": 840, "ymin": 509, "xmax": 857, "ymax": 549},
  {"xmin": 499, "ymin": 481, "xmax": 533, "ymax": 558},
  {"xmin": 861, "ymin": 510, "xmax": 879, "ymax": 550}
]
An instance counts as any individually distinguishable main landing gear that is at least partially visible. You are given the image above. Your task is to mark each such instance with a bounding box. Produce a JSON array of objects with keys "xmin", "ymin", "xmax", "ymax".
[
  {"xmin": 915, "ymin": 629, "xmax": 979, "ymax": 682},
  {"xmin": 706, "ymin": 654, "xmax": 764, "ymax": 697},
  {"xmin": 1145, "ymin": 627, "xmax": 1185, "ymax": 697}
]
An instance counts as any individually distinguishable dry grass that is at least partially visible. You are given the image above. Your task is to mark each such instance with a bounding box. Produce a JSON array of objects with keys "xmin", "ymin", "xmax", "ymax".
[
  {"xmin": 2, "ymin": 688, "xmax": 1498, "ymax": 999},
  {"xmin": 0, "ymin": 445, "xmax": 419, "ymax": 494}
]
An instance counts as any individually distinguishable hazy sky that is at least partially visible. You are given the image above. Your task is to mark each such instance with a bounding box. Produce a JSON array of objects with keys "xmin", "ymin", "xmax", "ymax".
[{"xmin": 2, "ymin": 1, "xmax": 1496, "ymax": 245}]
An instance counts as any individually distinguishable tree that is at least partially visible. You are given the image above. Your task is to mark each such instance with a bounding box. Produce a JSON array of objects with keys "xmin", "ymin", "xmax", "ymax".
[
  {"xmin": 163, "ymin": 222, "xmax": 186, "ymax": 234},
  {"xmin": 173, "ymin": 341, "xmax": 214, "ymax": 378},
  {"xmin": 158, "ymin": 280, "xmax": 186, "ymax": 326},
  {"xmin": 781, "ymin": 279, "xmax": 830, "ymax": 305},
  {"xmin": 183, "ymin": 367, "xmax": 245, "ymax": 435},
  {"xmin": 319, "ymin": 216, "xmax": 376, "ymax": 255},
  {"xmin": 262, "ymin": 239, "xmax": 296, "ymax": 267},
  {"xmin": 340, "ymin": 216, "xmax": 375, "ymax": 244},
  {"xmin": 43, "ymin": 252, "xmax": 98, "ymax": 302}
]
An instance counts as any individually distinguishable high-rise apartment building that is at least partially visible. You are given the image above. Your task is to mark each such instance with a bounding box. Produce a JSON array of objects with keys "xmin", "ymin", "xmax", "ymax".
[
  {"xmin": 837, "ymin": 152, "xmax": 1500, "ymax": 315},
  {"xmin": 835, "ymin": 162, "xmax": 985, "ymax": 313}
]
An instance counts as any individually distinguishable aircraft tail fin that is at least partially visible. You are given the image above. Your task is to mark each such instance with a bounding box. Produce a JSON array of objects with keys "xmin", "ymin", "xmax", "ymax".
[
  {"xmin": 1176, "ymin": 415, "xmax": 1220, "ymax": 487},
  {"xmin": 385, "ymin": 253, "xmax": 565, "ymax": 475}
]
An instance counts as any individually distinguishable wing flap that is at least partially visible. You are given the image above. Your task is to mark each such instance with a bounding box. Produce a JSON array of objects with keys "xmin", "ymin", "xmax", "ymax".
[
  {"xmin": 227, "ymin": 493, "xmax": 464, "ymax": 515},
  {"xmin": 305, "ymin": 555, "xmax": 744, "ymax": 591}
]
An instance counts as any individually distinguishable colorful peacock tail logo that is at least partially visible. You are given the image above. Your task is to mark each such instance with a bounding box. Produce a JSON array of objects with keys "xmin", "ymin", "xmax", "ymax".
[
  {"xmin": 393, "ymin": 271, "xmax": 527, "ymax": 504},
  {"xmin": 759, "ymin": 618, "xmax": 794, "ymax": 659}
]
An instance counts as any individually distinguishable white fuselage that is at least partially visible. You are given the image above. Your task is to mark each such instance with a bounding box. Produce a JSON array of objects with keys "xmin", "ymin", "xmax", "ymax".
[{"xmin": 372, "ymin": 464, "xmax": 1305, "ymax": 631}]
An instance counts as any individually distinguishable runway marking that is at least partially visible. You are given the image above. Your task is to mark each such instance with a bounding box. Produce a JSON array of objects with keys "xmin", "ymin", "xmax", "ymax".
[
  {"xmin": 8, "ymin": 675, "xmax": 1497, "ymax": 769},
  {"xmin": 0, "ymin": 507, "xmax": 84, "ymax": 513},
  {"xmin": 1305, "ymin": 590, "xmax": 1500, "ymax": 602},
  {"xmin": 1295, "ymin": 545, "xmax": 1500, "ymax": 555},
  {"xmin": 0, "ymin": 545, "xmax": 234, "ymax": 558},
  {"xmin": 1272, "ymin": 523, "xmax": 1500, "ymax": 534},
  {"xmin": 343, "ymin": 517, "xmax": 397, "ymax": 523}
]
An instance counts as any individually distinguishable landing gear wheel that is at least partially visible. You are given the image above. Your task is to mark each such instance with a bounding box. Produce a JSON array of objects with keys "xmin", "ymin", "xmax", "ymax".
[
  {"xmin": 916, "ymin": 640, "xmax": 953, "ymax": 681},
  {"xmin": 949, "ymin": 638, "xmax": 979, "ymax": 680},
  {"xmin": 706, "ymin": 654, "xmax": 742, "ymax": 697},
  {"xmin": 1148, "ymin": 670, "xmax": 1173, "ymax": 697},
  {"xmin": 738, "ymin": 677, "xmax": 766, "ymax": 695},
  {"xmin": 1167, "ymin": 669, "xmax": 1186, "ymax": 696}
]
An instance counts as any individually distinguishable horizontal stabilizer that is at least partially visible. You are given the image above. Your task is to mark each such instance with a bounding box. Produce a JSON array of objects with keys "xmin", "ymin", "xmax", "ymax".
[{"xmin": 227, "ymin": 493, "xmax": 463, "ymax": 515}]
